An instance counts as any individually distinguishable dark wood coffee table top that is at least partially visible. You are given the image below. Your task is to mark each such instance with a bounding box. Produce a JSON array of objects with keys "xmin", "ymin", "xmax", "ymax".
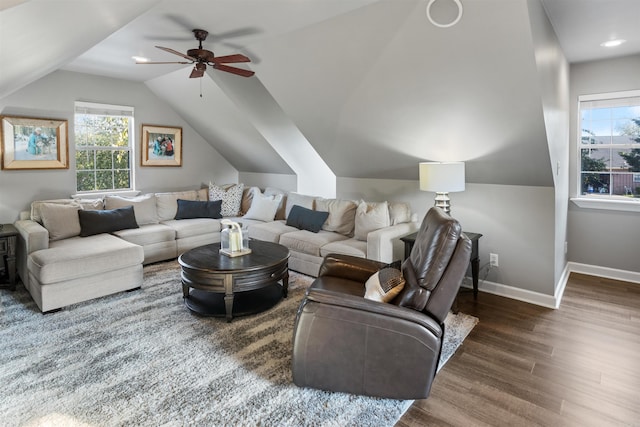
[{"xmin": 179, "ymin": 240, "xmax": 290, "ymax": 321}]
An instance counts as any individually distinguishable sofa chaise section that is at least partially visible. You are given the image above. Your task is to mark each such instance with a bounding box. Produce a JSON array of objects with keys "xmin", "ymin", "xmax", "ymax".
[{"xmin": 25, "ymin": 233, "xmax": 143, "ymax": 313}]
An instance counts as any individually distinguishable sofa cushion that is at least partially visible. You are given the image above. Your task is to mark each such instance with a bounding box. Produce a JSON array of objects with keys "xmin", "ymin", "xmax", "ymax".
[
  {"xmin": 209, "ymin": 182, "xmax": 244, "ymax": 217},
  {"xmin": 39, "ymin": 202, "xmax": 81, "ymax": 241},
  {"xmin": 320, "ymin": 238, "xmax": 367, "ymax": 259},
  {"xmin": 354, "ymin": 201, "xmax": 390, "ymax": 241},
  {"xmin": 175, "ymin": 199, "xmax": 222, "ymax": 220},
  {"xmin": 240, "ymin": 186, "xmax": 261, "ymax": 216},
  {"xmin": 162, "ymin": 218, "xmax": 220, "ymax": 239},
  {"xmin": 155, "ymin": 190, "xmax": 199, "ymax": 221},
  {"xmin": 264, "ymin": 187, "xmax": 287, "ymax": 220},
  {"xmin": 285, "ymin": 192, "xmax": 315, "ymax": 218},
  {"xmin": 243, "ymin": 190, "xmax": 283, "ymax": 222},
  {"xmin": 105, "ymin": 194, "xmax": 159, "ymax": 225},
  {"xmin": 31, "ymin": 199, "xmax": 102, "ymax": 223},
  {"xmin": 389, "ymin": 202, "xmax": 412, "ymax": 225},
  {"xmin": 286, "ymin": 205, "xmax": 329, "ymax": 233},
  {"xmin": 78, "ymin": 206, "xmax": 139, "ymax": 237},
  {"xmin": 279, "ymin": 229, "xmax": 348, "ymax": 257},
  {"xmin": 112, "ymin": 223, "xmax": 176, "ymax": 246},
  {"xmin": 28, "ymin": 234, "xmax": 143, "ymax": 285},
  {"xmin": 315, "ymin": 198, "xmax": 357, "ymax": 236},
  {"xmin": 248, "ymin": 221, "xmax": 297, "ymax": 243},
  {"xmin": 364, "ymin": 267, "xmax": 405, "ymax": 303}
]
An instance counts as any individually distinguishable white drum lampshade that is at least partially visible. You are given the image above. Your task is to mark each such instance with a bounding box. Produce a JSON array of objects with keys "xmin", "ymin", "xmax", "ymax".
[{"xmin": 419, "ymin": 162, "xmax": 465, "ymax": 214}]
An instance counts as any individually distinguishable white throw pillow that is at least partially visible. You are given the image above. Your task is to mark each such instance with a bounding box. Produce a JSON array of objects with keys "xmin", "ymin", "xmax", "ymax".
[
  {"xmin": 208, "ymin": 183, "xmax": 245, "ymax": 217},
  {"xmin": 364, "ymin": 268, "xmax": 405, "ymax": 303},
  {"xmin": 39, "ymin": 202, "xmax": 81, "ymax": 241},
  {"xmin": 354, "ymin": 200, "xmax": 390, "ymax": 241},
  {"xmin": 105, "ymin": 194, "xmax": 158, "ymax": 225},
  {"xmin": 243, "ymin": 190, "xmax": 283, "ymax": 222}
]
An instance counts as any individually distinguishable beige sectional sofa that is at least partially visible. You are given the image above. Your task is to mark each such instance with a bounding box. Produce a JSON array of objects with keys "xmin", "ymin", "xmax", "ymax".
[{"xmin": 14, "ymin": 184, "xmax": 418, "ymax": 312}]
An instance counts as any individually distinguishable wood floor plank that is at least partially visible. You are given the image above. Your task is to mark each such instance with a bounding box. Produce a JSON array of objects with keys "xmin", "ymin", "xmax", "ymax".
[{"xmin": 396, "ymin": 273, "xmax": 640, "ymax": 426}]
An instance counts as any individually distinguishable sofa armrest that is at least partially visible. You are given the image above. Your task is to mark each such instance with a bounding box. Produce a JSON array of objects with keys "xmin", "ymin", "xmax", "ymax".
[
  {"xmin": 366, "ymin": 221, "xmax": 419, "ymax": 264},
  {"xmin": 318, "ymin": 253, "xmax": 388, "ymax": 283},
  {"xmin": 14, "ymin": 219, "xmax": 49, "ymax": 254},
  {"xmin": 14, "ymin": 219, "xmax": 49, "ymax": 286}
]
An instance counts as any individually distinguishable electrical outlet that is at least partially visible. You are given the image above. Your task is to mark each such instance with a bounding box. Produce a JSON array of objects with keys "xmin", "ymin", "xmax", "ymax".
[
  {"xmin": 564, "ymin": 241, "xmax": 568, "ymax": 254},
  {"xmin": 490, "ymin": 253, "xmax": 499, "ymax": 267}
]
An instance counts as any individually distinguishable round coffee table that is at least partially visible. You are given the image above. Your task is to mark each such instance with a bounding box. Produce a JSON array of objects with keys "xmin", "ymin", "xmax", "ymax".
[{"xmin": 178, "ymin": 240, "xmax": 289, "ymax": 322}]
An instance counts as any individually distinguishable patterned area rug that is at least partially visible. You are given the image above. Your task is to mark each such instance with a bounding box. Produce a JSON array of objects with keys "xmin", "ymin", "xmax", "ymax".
[{"xmin": 0, "ymin": 260, "xmax": 478, "ymax": 427}]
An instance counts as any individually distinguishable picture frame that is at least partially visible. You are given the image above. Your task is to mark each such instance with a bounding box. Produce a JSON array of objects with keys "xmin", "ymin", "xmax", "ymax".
[
  {"xmin": 141, "ymin": 124, "xmax": 182, "ymax": 167},
  {"xmin": 0, "ymin": 115, "xmax": 69, "ymax": 170}
]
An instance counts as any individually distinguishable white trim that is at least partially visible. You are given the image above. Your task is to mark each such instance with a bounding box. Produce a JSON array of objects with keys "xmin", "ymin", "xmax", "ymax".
[
  {"xmin": 462, "ymin": 263, "xmax": 640, "ymax": 310},
  {"xmin": 578, "ymin": 89, "xmax": 640, "ymax": 102},
  {"xmin": 461, "ymin": 279, "xmax": 558, "ymax": 309},
  {"xmin": 570, "ymin": 197, "xmax": 640, "ymax": 212},
  {"xmin": 567, "ymin": 262, "xmax": 640, "ymax": 285}
]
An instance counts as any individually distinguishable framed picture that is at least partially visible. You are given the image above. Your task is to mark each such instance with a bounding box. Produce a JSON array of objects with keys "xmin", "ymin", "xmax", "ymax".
[
  {"xmin": 0, "ymin": 115, "xmax": 69, "ymax": 170},
  {"xmin": 141, "ymin": 124, "xmax": 182, "ymax": 167}
]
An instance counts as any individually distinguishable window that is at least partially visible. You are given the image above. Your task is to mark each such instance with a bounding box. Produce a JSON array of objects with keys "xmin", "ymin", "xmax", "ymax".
[
  {"xmin": 74, "ymin": 102, "xmax": 134, "ymax": 192},
  {"xmin": 578, "ymin": 90, "xmax": 640, "ymax": 199}
]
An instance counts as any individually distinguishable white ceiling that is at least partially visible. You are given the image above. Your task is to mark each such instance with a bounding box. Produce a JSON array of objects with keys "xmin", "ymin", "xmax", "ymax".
[
  {"xmin": 1, "ymin": 0, "xmax": 640, "ymax": 184},
  {"xmin": 541, "ymin": 0, "xmax": 640, "ymax": 63}
]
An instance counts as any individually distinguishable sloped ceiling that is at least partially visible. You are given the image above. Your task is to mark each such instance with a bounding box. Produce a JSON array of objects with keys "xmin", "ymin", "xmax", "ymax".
[{"xmin": 1, "ymin": 0, "xmax": 567, "ymax": 187}]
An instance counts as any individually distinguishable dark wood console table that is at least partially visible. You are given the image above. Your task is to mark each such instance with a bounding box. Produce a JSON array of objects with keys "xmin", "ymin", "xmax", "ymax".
[
  {"xmin": 0, "ymin": 224, "xmax": 18, "ymax": 291},
  {"xmin": 400, "ymin": 231, "xmax": 482, "ymax": 299}
]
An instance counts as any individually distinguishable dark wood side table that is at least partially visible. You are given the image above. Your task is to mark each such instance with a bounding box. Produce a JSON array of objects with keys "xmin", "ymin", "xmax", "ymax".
[
  {"xmin": 400, "ymin": 231, "xmax": 482, "ymax": 299},
  {"xmin": 0, "ymin": 224, "xmax": 18, "ymax": 291}
]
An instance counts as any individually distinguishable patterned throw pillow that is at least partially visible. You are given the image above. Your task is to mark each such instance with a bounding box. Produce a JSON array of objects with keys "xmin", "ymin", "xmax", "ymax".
[
  {"xmin": 208, "ymin": 183, "xmax": 245, "ymax": 217},
  {"xmin": 364, "ymin": 267, "xmax": 405, "ymax": 303}
]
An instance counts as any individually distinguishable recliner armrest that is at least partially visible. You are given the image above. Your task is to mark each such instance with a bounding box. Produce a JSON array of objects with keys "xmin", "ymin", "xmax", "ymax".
[
  {"xmin": 304, "ymin": 287, "xmax": 442, "ymax": 338},
  {"xmin": 318, "ymin": 253, "xmax": 388, "ymax": 283}
]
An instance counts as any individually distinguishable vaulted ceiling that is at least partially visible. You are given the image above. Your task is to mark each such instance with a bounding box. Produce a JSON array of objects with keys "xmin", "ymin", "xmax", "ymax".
[{"xmin": 2, "ymin": 0, "xmax": 639, "ymax": 187}]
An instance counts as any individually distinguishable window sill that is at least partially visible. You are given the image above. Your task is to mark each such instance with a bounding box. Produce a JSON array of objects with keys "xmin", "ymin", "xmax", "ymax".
[
  {"xmin": 72, "ymin": 190, "xmax": 140, "ymax": 199},
  {"xmin": 570, "ymin": 197, "xmax": 640, "ymax": 213}
]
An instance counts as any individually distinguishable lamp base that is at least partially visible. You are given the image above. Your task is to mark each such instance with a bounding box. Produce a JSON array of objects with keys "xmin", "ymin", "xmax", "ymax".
[{"xmin": 433, "ymin": 192, "xmax": 451, "ymax": 215}]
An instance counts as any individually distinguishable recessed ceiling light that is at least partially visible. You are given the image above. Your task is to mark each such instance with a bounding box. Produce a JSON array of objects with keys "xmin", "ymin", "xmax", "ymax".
[
  {"xmin": 600, "ymin": 39, "xmax": 626, "ymax": 48},
  {"xmin": 132, "ymin": 56, "xmax": 149, "ymax": 63}
]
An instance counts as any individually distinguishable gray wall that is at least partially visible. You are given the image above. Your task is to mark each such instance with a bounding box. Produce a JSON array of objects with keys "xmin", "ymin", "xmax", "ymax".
[
  {"xmin": 0, "ymin": 70, "xmax": 237, "ymax": 223},
  {"xmin": 527, "ymin": 0, "xmax": 571, "ymax": 286},
  {"xmin": 568, "ymin": 54, "xmax": 640, "ymax": 273}
]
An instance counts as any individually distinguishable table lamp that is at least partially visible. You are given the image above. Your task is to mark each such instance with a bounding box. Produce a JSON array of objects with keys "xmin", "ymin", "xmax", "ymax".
[{"xmin": 419, "ymin": 161, "xmax": 465, "ymax": 215}]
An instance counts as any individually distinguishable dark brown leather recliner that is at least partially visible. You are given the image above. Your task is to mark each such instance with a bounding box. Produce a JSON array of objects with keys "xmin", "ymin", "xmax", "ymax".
[{"xmin": 291, "ymin": 207, "xmax": 471, "ymax": 399}]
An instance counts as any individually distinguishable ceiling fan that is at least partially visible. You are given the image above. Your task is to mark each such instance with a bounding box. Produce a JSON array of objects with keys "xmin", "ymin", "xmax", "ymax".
[{"xmin": 137, "ymin": 29, "xmax": 254, "ymax": 78}]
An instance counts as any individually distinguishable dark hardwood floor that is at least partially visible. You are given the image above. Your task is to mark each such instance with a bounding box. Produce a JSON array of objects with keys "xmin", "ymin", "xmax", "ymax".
[{"xmin": 397, "ymin": 273, "xmax": 640, "ymax": 427}]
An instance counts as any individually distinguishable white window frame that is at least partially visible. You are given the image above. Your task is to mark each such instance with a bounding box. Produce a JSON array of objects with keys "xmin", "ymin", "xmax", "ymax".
[
  {"xmin": 571, "ymin": 89, "xmax": 640, "ymax": 213},
  {"xmin": 74, "ymin": 101, "xmax": 135, "ymax": 195}
]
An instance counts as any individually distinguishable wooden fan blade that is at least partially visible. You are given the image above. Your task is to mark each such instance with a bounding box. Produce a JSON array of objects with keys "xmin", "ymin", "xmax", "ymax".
[
  {"xmin": 136, "ymin": 61, "xmax": 191, "ymax": 64},
  {"xmin": 189, "ymin": 66, "xmax": 205, "ymax": 78},
  {"xmin": 210, "ymin": 54, "xmax": 251, "ymax": 64},
  {"xmin": 156, "ymin": 46, "xmax": 196, "ymax": 61},
  {"xmin": 213, "ymin": 63, "xmax": 254, "ymax": 77}
]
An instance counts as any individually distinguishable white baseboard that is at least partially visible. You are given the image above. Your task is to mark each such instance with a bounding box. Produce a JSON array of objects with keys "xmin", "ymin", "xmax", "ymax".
[
  {"xmin": 461, "ymin": 279, "xmax": 557, "ymax": 309},
  {"xmin": 463, "ymin": 263, "xmax": 640, "ymax": 310},
  {"xmin": 566, "ymin": 262, "xmax": 640, "ymax": 284}
]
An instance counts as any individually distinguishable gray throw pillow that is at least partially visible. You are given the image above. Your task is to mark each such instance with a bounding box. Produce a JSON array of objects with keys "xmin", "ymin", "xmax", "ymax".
[
  {"xmin": 78, "ymin": 206, "xmax": 139, "ymax": 237},
  {"xmin": 175, "ymin": 199, "xmax": 222, "ymax": 219},
  {"xmin": 285, "ymin": 205, "xmax": 329, "ymax": 233}
]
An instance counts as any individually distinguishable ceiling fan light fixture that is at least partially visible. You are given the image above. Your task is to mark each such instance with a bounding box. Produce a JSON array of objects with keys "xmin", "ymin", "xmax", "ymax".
[
  {"xmin": 600, "ymin": 39, "xmax": 626, "ymax": 48},
  {"xmin": 132, "ymin": 56, "xmax": 149, "ymax": 63}
]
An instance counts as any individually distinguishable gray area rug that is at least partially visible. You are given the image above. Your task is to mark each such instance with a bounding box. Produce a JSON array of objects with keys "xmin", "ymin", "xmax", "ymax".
[{"xmin": 0, "ymin": 260, "xmax": 478, "ymax": 427}]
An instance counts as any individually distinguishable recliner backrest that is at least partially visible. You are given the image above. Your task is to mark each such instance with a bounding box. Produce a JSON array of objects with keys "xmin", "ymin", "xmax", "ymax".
[{"xmin": 393, "ymin": 208, "xmax": 465, "ymax": 317}]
